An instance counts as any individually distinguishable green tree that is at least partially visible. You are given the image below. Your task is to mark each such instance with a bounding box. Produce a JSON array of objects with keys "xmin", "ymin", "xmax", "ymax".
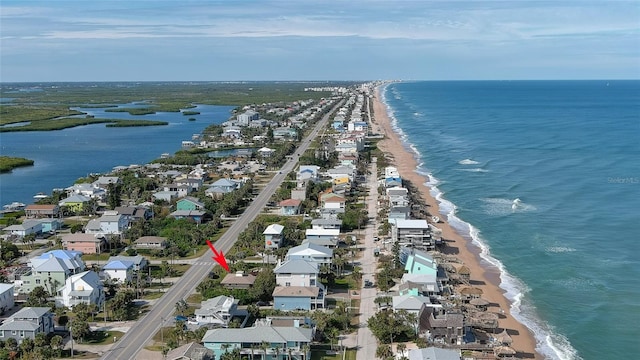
[
  {"xmin": 70, "ymin": 317, "xmax": 91, "ymax": 343},
  {"xmin": 25, "ymin": 286, "xmax": 50, "ymax": 307},
  {"xmin": 50, "ymin": 335, "xmax": 64, "ymax": 357},
  {"xmin": 175, "ymin": 299, "xmax": 188, "ymax": 316},
  {"xmin": 376, "ymin": 344, "xmax": 393, "ymax": 359},
  {"xmin": 250, "ymin": 268, "xmax": 276, "ymax": 302}
]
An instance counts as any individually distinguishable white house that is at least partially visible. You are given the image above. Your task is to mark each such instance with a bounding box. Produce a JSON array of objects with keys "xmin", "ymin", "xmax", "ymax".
[
  {"xmin": 84, "ymin": 211, "xmax": 128, "ymax": 235},
  {"xmin": 263, "ymin": 223, "xmax": 285, "ymax": 250},
  {"xmin": 257, "ymin": 147, "xmax": 275, "ymax": 157},
  {"xmin": 194, "ymin": 295, "xmax": 238, "ymax": 326},
  {"xmin": 305, "ymin": 228, "xmax": 340, "ymax": 241},
  {"xmin": 285, "ymin": 243, "xmax": 333, "ymax": 267},
  {"xmin": 2, "ymin": 220, "xmax": 42, "ymax": 237},
  {"xmin": 297, "ymin": 165, "xmax": 320, "ymax": 182},
  {"xmin": 102, "ymin": 260, "xmax": 135, "ymax": 283},
  {"xmin": 56, "ymin": 271, "xmax": 104, "ymax": 308},
  {"xmin": 0, "ymin": 284, "xmax": 15, "ymax": 314}
]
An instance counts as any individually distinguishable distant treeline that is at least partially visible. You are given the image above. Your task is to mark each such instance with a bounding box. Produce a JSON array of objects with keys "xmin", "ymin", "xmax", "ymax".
[{"xmin": 0, "ymin": 117, "xmax": 168, "ymax": 132}]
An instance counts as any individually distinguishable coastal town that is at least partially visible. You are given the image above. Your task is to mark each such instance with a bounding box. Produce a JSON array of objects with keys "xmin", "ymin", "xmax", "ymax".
[{"xmin": 0, "ymin": 82, "xmax": 537, "ymax": 360}]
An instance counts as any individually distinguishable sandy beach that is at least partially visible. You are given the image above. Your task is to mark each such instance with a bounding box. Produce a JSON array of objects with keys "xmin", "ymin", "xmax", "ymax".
[{"xmin": 372, "ymin": 86, "xmax": 542, "ymax": 359}]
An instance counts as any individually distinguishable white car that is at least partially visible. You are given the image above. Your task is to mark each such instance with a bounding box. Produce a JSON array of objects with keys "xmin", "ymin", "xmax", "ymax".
[{"xmin": 187, "ymin": 317, "xmax": 199, "ymax": 325}]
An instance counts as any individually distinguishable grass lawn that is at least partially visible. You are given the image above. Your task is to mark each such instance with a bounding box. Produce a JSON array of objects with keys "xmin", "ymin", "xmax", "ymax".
[
  {"xmin": 84, "ymin": 330, "xmax": 125, "ymax": 345},
  {"xmin": 142, "ymin": 291, "xmax": 165, "ymax": 300},
  {"xmin": 311, "ymin": 349, "xmax": 356, "ymax": 360},
  {"xmin": 186, "ymin": 293, "xmax": 203, "ymax": 304}
]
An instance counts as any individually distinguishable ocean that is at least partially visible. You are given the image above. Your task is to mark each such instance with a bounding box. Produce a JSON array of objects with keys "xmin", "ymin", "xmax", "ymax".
[
  {"xmin": 381, "ymin": 81, "xmax": 640, "ymax": 360},
  {"xmin": 0, "ymin": 103, "xmax": 235, "ymax": 206}
]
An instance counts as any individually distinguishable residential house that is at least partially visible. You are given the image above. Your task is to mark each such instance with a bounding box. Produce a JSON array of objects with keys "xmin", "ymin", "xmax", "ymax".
[
  {"xmin": 134, "ymin": 236, "xmax": 168, "ymax": 250},
  {"xmin": 85, "ymin": 211, "xmax": 128, "ymax": 235},
  {"xmin": 2, "ymin": 220, "xmax": 42, "ymax": 237},
  {"xmin": 263, "ymin": 223, "xmax": 285, "ymax": 250},
  {"xmin": 319, "ymin": 193, "xmax": 346, "ymax": 214},
  {"xmin": 61, "ymin": 233, "xmax": 107, "ymax": 254},
  {"xmin": 257, "ymin": 147, "xmax": 275, "ymax": 157},
  {"xmin": 285, "ymin": 243, "xmax": 333, "ymax": 267},
  {"xmin": 0, "ymin": 307, "xmax": 54, "ymax": 343},
  {"xmin": 0, "ymin": 284, "xmax": 15, "ymax": 314},
  {"xmin": 310, "ymin": 218, "xmax": 342, "ymax": 230},
  {"xmin": 278, "ymin": 199, "xmax": 301, "ymax": 216},
  {"xmin": 273, "ymin": 259, "xmax": 324, "ymax": 310},
  {"xmin": 202, "ymin": 324, "xmax": 312, "ymax": 360},
  {"xmin": 169, "ymin": 210, "xmax": 207, "ymax": 224},
  {"xmin": 114, "ymin": 206, "xmax": 152, "ymax": 221},
  {"xmin": 385, "ymin": 177, "xmax": 403, "ymax": 188},
  {"xmin": 194, "ymin": 295, "xmax": 238, "ymax": 326},
  {"xmin": 391, "ymin": 219, "xmax": 434, "ymax": 249},
  {"xmin": 273, "ymin": 127, "xmax": 297, "ymax": 140},
  {"xmin": 65, "ymin": 184, "xmax": 105, "ymax": 200},
  {"xmin": 16, "ymin": 250, "xmax": 85, "ymax": 294},
  {"xmin": 305, "ymin": 228, "xmax": 340, "ymax": 242},
  {"xmin": 166, "ymin": 342, "xmax": 214, "ymax": 360},
  {"xmin": 332, "ymin": 176, "xmax": 350, "ymax": 194},
  {"xmin": 392, "ymin": 294, "xmax": 431, "ymax": 333},
  {"xmin": 408, "ymin": 347, "xmax": 461, "ymax": 360},
  {"xmin": 34, "ymin": 218, "xmax": 64, "ymax": 233},
  {"xmin": 296, "ymin": 165, "xmax": 320, "ymax": 183},
  {"xmin": 163, "ymin": 184, "xmax": 191, "ymax": 198},
  {"xmin": 175, "ymin": 178, "xmax": 204, "ymax": 192},
  {"xmin": 427, "ymin": 311, "xmax": 464, "ymax": 345},
  {"xmin": 335, "ymin": 142, "xmax": 358, "ymax": 154},
  {"xmin": 24, "ymin": 204, "xmax": 61, "ymax": 219},
  {"xmin": 222, "ymin": 126, "xmax": 242, "ymax": 138},
  {"xmin": 153, "ymin": 190, "xmax": 179, "ymax": 203},
  {"xmin": 338, "ymin": 154, "xmax": 358, "ymax": 167},
  {"xmin": 301, "ymin": 238, "xmax": 339, "ymax": 249},
  {"xmin": 107, "ymin": 255, "xmax": 148, "ymax": 271},
  {"xmin": 326, "ymin": 165, "xmax": 356, "ymax": 182},
  {"xmin": 56, "ymin": 270, "xmax": 104, "ymax": 308},
  {"xmin": 205, "ymin": 178, "xmax": 238, "ymax": 198},
  {"xmin": 102, "ymin": 260, "xmax": 134, "ymax": 283},
  {"xmin": 92, "ymin": 176, "xmax": 120, "ymax": 189},
  {"xmin": 176, "ymin": 196, "xmax": 206, "ymax": 211},
  {"xmin": 220, "ymin": 272, "xmax": 256, "ymax": 290},
  {"xmin": 59, "ymin": 194, "xmax": 93, "ymax": 213},
  {"xmin": 388, "ymin": 206, "xmax": 411, "ymax": 221}
]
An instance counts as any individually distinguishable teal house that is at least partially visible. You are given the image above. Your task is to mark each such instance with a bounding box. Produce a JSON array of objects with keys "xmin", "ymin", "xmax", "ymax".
[
  {"xmin": 403, "ymin": 248, "xmax": 437, "ymax": 275},
  {"xmin": 176, "ymin": 196, "xmax": 205, "ymax": 211},
  {"xmin": 202, "ymin": 324, "xmax": 312, "ymax": 360}
]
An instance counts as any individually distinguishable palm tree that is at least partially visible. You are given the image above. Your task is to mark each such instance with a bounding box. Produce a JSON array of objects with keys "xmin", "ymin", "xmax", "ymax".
[
  {"xmin": 221, "ymin": 343, "xmax": 231, "ymax": 356},
  {"xmin": 376, "ymin": 344, "xmax": 392, "ymax": 359},
  {"xmin": 301, "ymin": 344, "xmax": 311, "ymax": 360},
  {"xmin": 260, "ymin": 341, "xmax": 270, "ymax": 360},
  {"xmin": 396, "ymin": 342, "xmax": 406, "ymax": 356}
]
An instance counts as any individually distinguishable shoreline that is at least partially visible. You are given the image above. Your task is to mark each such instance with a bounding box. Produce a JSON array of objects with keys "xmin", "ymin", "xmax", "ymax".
[{"xmin": 372, "ymin": 85, "xmax": 542, "ymax": 359}]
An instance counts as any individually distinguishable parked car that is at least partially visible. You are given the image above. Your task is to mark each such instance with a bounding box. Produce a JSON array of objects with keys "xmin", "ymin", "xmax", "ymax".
[
  {"xmin": 187, "ymin": 317, "xmax": 199, "ymax": 325},
  {"xmin": 175, "ymin": 315, "xmax": 188, "ymax": 322}
]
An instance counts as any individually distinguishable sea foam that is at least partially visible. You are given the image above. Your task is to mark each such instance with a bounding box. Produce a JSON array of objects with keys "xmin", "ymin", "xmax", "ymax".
[{"xmin": 459, "ymin": 158, "xmax": 480, "ymax": 165}]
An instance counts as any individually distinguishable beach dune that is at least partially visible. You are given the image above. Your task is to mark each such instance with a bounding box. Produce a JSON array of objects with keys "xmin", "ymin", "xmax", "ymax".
[{"xmin": 372, "ymin": 86, "xmax": 541, "ymax": 359}]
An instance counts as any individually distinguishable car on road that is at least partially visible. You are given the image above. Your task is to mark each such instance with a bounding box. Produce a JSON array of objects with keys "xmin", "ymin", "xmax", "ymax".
[{"xmin": 364, "ymin": 279, "xmax": 374, "ymax": 288}]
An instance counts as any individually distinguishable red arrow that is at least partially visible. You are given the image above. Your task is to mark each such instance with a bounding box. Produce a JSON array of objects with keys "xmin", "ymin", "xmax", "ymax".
[{"xmin": 206, "ymin": 240, "xmax": 230, "ymax": 272}]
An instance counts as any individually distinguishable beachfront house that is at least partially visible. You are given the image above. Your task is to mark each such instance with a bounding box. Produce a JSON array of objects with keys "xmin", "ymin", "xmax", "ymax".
[
  {"xmin": 264, "ymin": 223, "xmax": 285, "ymax": 250},
  {"xmin": 201, "ymin": 324, "xmax": 312, "ymax": 360},
  {"xmin": 0, "ymin": 307, "xmax": 55, "ymax": 343},
  {"xmin": 407, "ymin": 347, "xmax": 462, "ymax": 360},
  {"xmin": 391, "ymin": 219, "xmax": 434, "ymax": 249}
]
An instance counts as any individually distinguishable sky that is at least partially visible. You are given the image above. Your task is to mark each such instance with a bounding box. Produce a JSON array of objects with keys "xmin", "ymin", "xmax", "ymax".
[{"xmin": 1, "ymin": 0, "xmax": 639, "ymax": 82}]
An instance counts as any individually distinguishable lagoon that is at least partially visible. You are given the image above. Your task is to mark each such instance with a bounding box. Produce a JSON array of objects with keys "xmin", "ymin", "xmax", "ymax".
[{"xmin": 0, "ymin": 104, "xmax": 235, "ymax": 206}]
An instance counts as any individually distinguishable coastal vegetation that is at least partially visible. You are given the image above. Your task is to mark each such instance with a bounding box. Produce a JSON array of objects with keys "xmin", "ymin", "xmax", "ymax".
[
  {"xmin": 0, "ymin": 82, "xmax": 341, "ymax": 131},
  {"xmin": 0, "ymin": 117, "xmax": 168, "ymax": 132},
  {"xmin": 0, "ymin": 156, "xmax": 34, "ymax": 172},
  {"xmin": 105, "ymin": 108, "xmax": 157, "ymax": 115},
  {"xmin": 182, "ymin": 110, "xmax": 200, "ymax": 115}
]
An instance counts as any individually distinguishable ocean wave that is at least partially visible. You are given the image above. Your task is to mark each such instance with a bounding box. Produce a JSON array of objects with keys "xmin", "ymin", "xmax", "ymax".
[
  {"xmin": 379, "ymin": 83, "xmax": 579, "ymax": 360},
  {"xmin": 480, "ymin": 197, "xmax": 537, "ymax": 216},
  {"xmin": 459, "ymin": 158, "xmax": 480, "ymax": 165},
  {"xmin": 456, "ymin": 168, "xmax": 489, "ymax": 173},
  {"xmin": 545, "ymin": 246, "xmax": 577, "ymax": 253}
]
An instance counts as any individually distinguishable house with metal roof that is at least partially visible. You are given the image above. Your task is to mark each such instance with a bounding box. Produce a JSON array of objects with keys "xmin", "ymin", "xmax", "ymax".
[
  {"xmin": 56, "ymin": 270, "xmax": 104, "ymax": 308},
  {"xmin": 58, "ymin": 194, "xmax": 93, "ymax": 213},
  {"xmin": 16, "ymin": 250, "xmax": 85, "ymax": 294},
  {"xmin": 408, "ymin": 347, "xmax": 462, "ymax": 360},
  {"xmin": 311, "ymin": 218, "xmax": 342, "ymax": 230},
  {"xmin": 176, "ymin": 196, "xmax": 206, "ymax": 211},
  {"xmin": 61, "ymin": 233, "xmax": 107, "ymax": 254},
  {"xmin": 102, "ymin": 260, "xmax": 135, "ymax": 283},
  {"xmin": 0, "ymin": 307, "xmax": 54, "ymax": 343},
  {"xmin": 2, "ymin": 220, "xmax": 42, "ymax": 237},
  {"xmin": 194, "ymin": 295, "xmax": 239, "ymax": 326},
  {"xmin": 273, "ymin": 259, "xmax": 324, "ymax": 311},
  {"xmin": 264, "ymin": 223, "xmax": 285, "ymax": 250},
  {"xmin": 108, "ymin": 255, "xmax": 148, "ymax": 271},
  {"xmin": 285, "ymin": 243, "xmax": 333, "ymax": 267},
  {"xmin": 201, "ymin": 323, "xmax": 312, "ymax": 360},
  {"xmin": 391, "ymin": 219, "xmax": 434, "ymax": 249},
  {"xmin": 166, "ymin": 342, "xmax": 214, "ymax": 360},
  {"xmin": 0, "ymin": 283, "xmax": 15, "ymax": 314},
  {"xmin": 134, "ymin": 236, "xmax": 168, "ymax": 250}
]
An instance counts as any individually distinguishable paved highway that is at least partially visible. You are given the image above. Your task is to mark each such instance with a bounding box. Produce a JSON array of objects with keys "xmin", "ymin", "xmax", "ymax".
[{"xmin": 101, "ymin": 99, "xmax": 344, "ymax": 360}]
